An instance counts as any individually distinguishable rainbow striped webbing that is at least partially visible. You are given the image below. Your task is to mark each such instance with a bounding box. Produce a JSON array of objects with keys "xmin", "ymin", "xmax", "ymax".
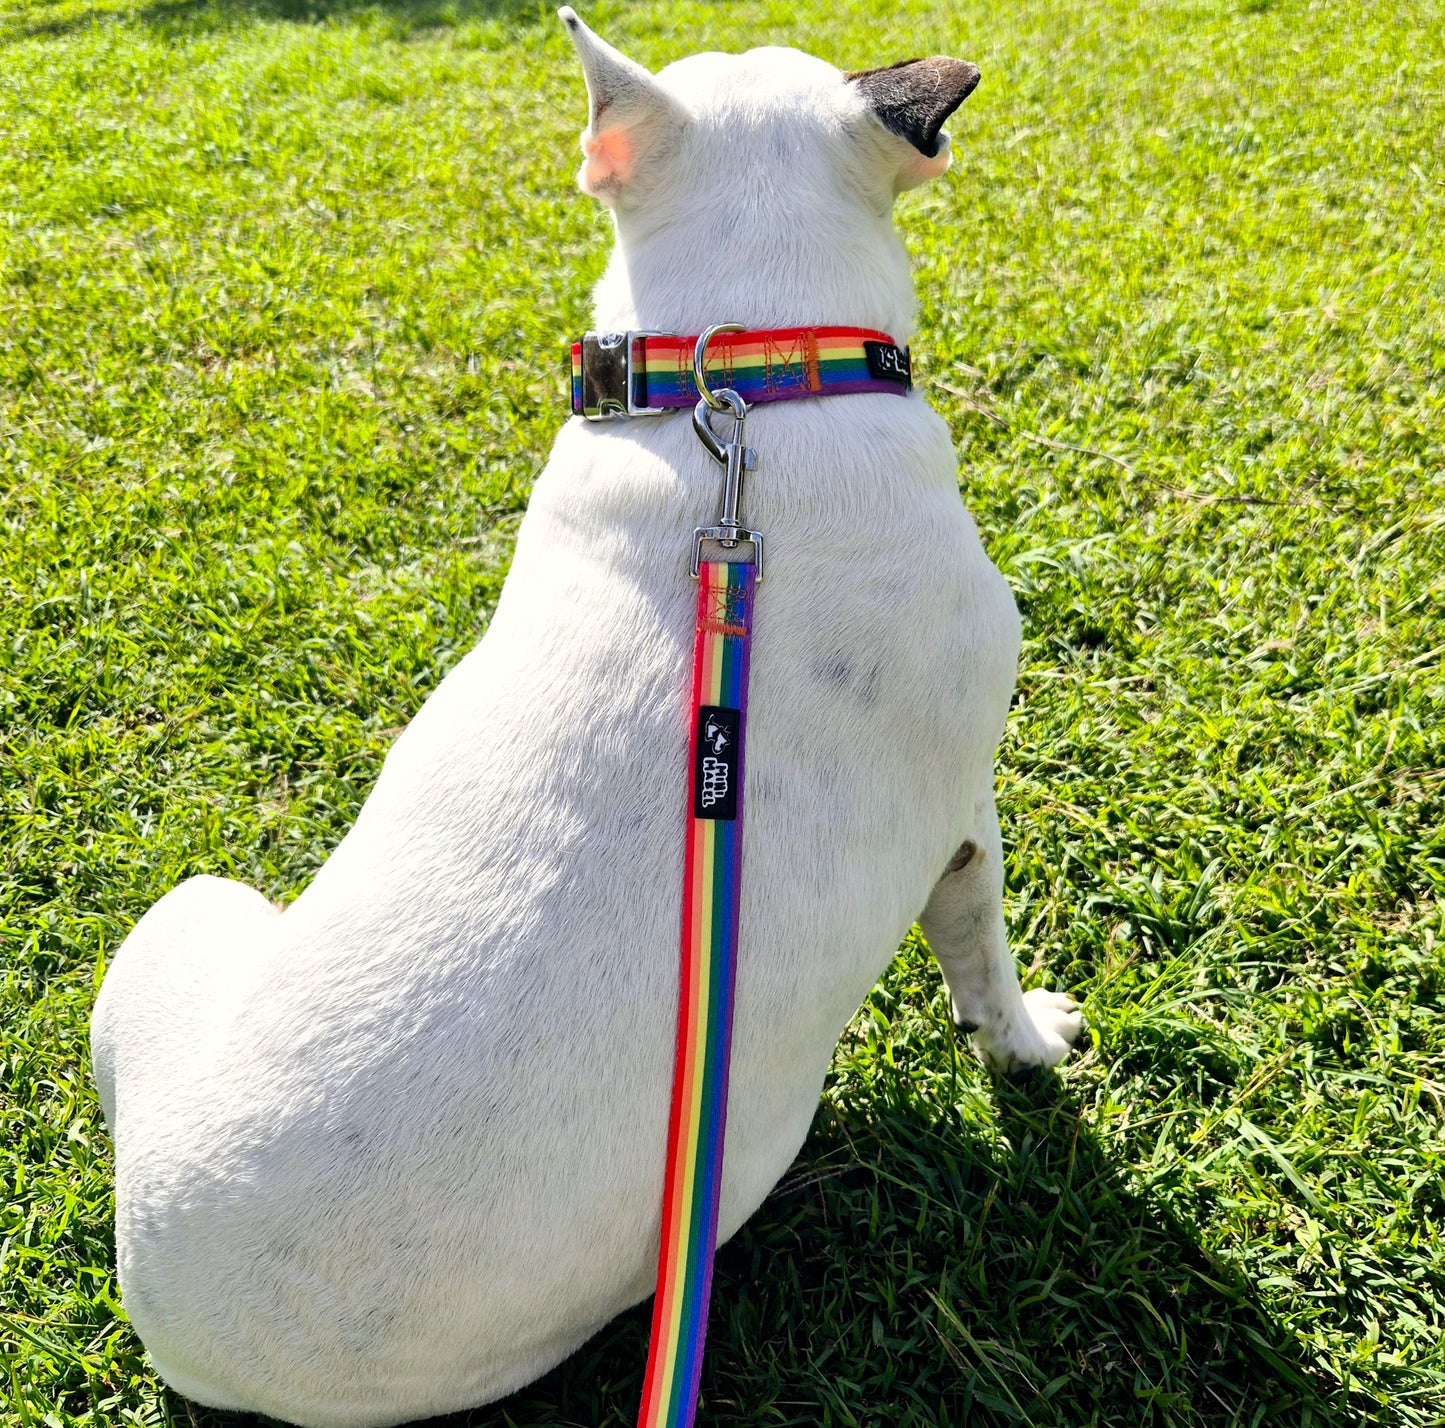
[
  {"xmin": 571, "ymin": 326, "xmax": 911, "ymax": 416},
  {"xmin": 637, "ymin": 559, "xmax": 755, "ymax": 1428}
]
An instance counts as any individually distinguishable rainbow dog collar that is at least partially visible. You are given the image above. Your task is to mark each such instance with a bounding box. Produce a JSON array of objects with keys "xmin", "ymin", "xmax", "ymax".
[{"xmin": 571, "ymin": 326, "xmax": 912, "ymax": 418}]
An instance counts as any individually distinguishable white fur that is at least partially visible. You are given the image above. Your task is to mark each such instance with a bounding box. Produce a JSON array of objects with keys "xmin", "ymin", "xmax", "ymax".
[{"xmin": 91, "ymin": 17, "xmax": 1080, "ymax": 1427}]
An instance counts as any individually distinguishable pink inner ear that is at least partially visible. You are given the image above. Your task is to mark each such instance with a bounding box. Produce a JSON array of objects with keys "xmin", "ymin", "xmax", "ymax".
[
  {"xmin": 582, "ymin": 127, "xmax": 634, "ymax": 188},
  {"xmin": 904, "ymin": 146, "xmax": 953, "ymax": 186}
]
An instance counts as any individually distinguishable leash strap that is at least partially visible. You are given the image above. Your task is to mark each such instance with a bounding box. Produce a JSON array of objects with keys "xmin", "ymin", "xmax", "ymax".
[
  {"xmin": 571, "ymin": 325, "xmax": 911, "ymax": 418},
  {"xmin": 638, "ymin": 559, "xmax": 756, "ymax": 1428}
]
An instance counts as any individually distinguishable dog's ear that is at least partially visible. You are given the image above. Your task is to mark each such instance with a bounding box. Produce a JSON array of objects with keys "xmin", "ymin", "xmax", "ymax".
[
  {"xmin": 559, "ymin": 7, "xmax": 685, "ymax": 207},
  {"xmin": 847, "ymin": 57, "xmax": 981, "ymax": 192}
]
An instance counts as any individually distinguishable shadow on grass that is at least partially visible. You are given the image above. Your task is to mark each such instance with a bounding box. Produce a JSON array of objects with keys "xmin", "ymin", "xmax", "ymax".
[
  {"xmin": 3, "ymin": 0, "xmax": 548, "ymax": 46},
  {"xmin": 172, "ymin": 1064, "xmax": 1366, "ymax": 1428}
]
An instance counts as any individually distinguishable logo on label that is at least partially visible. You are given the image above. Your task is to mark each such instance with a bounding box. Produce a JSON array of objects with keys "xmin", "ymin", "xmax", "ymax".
[
  {"xmin": 863, "ymin": 341, "xmax": 912, "ymax": 387},
  {"xmin": 700, "ymin": 756, "xmax": 729, "ymax": 808},
  {"xmin": 693, "ymin": 706, "xmax": 740, "ymax": 820},
  {"xmin": 703, "ymin": 715, "xmax": 731, "ymax": 756}
]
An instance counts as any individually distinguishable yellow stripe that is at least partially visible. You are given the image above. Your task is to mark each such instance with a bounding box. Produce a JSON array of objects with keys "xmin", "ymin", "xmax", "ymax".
[
  {"xmin": 708, "ymin": 620, "xmax": 724, "ymax": 706},
  {"xmin": 643, "ymin": 334, "xmax": 868, "ymax": 358}
]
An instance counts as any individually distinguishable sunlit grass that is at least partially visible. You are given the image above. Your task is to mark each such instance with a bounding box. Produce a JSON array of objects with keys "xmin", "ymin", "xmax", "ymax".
[{"xmin": 2, "ymin": 0, "xmax": 1442, "ymax": 1423}]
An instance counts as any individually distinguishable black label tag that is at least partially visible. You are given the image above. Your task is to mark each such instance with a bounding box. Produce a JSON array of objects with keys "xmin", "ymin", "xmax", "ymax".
[
  {"xmin": 693, "ymin": 705, "xmax": 741, "ymax": 821},
  {"xmin": 863, "ymin": 341, "xmax": 912, "ymax": 387}
]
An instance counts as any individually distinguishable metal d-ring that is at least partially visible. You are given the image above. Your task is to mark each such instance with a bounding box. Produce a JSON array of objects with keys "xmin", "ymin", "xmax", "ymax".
[{"xmin": 693, "ymin": 323, "xmax": 745, "ymax": 411}]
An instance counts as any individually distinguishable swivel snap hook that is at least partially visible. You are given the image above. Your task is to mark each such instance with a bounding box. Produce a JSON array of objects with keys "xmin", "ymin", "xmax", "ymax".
[{"xmin": 689, "ymin": 337, "xmax": 763, "ymax": 581}]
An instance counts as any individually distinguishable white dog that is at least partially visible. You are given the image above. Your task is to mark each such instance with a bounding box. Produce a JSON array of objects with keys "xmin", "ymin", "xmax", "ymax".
[{"xmin": 91, "ymin": 12, "xmax": 1082, "ymax": 1426}]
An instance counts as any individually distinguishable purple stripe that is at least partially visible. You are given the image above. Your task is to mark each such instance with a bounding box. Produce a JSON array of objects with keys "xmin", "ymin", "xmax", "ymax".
[{"xmin": 572, "ymin": 374, "xmax": 905, "ymax": 414}]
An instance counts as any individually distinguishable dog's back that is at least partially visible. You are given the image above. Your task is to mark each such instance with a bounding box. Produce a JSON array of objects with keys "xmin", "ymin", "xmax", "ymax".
[{"xmin": 93, "ymin": 24, "xmax": 1023, "ymax": 1427}]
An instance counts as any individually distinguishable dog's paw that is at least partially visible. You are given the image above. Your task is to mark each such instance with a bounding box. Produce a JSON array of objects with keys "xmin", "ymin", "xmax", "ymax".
[
  {"xmin": 970, "ymin": 989, "xmax": 1084, "ymax": 1073},
  {"xmin": 1020, "ymin": 988, "xmax": 1085, "ymax": 1065}
]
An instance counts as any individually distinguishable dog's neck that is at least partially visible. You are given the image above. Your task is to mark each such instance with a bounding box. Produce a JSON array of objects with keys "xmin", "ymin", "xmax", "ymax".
[{"xmin": 591, "ymin": 204, "xmax": 919, "ymax": 343}]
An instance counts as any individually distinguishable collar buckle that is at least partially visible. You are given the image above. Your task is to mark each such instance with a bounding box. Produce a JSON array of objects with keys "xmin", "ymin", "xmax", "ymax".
[{"xmin": 578, "ymin": 330, "xmax": 668, "ymax": 419}]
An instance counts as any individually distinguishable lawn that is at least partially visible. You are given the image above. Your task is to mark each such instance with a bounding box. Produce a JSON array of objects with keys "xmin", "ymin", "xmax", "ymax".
[{"xmin": 2, "ymin": 0, "xmax": 1443, "ymax": 1423}]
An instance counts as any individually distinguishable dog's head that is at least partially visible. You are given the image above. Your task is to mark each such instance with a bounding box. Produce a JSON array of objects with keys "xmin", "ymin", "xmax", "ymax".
[
  {"xmin": 559, "ymin": 10, "xmax": 980, "ymax": 333},
  {"xmin": 559, "ymin": 9, "xmax": 978, "ymax": 217}
]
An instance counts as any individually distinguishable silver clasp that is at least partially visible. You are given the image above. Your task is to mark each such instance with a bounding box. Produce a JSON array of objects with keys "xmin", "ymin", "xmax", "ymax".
[
  {"xmin": 691, "ymin": 389, "xmax": 763, "ymax": 582},
  {"xmin": 690, "ymin": 326, "xmax": 763, "ymax": 581}
]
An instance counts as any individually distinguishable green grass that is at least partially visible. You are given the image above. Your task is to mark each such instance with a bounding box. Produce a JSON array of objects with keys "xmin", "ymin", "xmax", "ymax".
[{"xmin": 2, "ymin": 0, "xmax": 1443, "ymax": 1422}]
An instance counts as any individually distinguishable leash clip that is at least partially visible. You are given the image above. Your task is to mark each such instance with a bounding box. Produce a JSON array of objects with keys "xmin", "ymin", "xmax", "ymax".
[
  {"xmin": 691, "ymin": 388, "xmax": 763, "ymax": 583},
  {"xmin": 690, "ymin": 325, "xmax": 763, "ymax": 582}
]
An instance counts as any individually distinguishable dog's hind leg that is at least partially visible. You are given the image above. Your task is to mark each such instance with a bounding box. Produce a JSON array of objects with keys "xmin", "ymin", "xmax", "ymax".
[
  {"xmin": 91, "ymin": 875, "xmax": 280, "ymax": 1130},
  {"xmin": 918, "ymin": 792, "xmax": 1082, "ymax": 1072}
]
